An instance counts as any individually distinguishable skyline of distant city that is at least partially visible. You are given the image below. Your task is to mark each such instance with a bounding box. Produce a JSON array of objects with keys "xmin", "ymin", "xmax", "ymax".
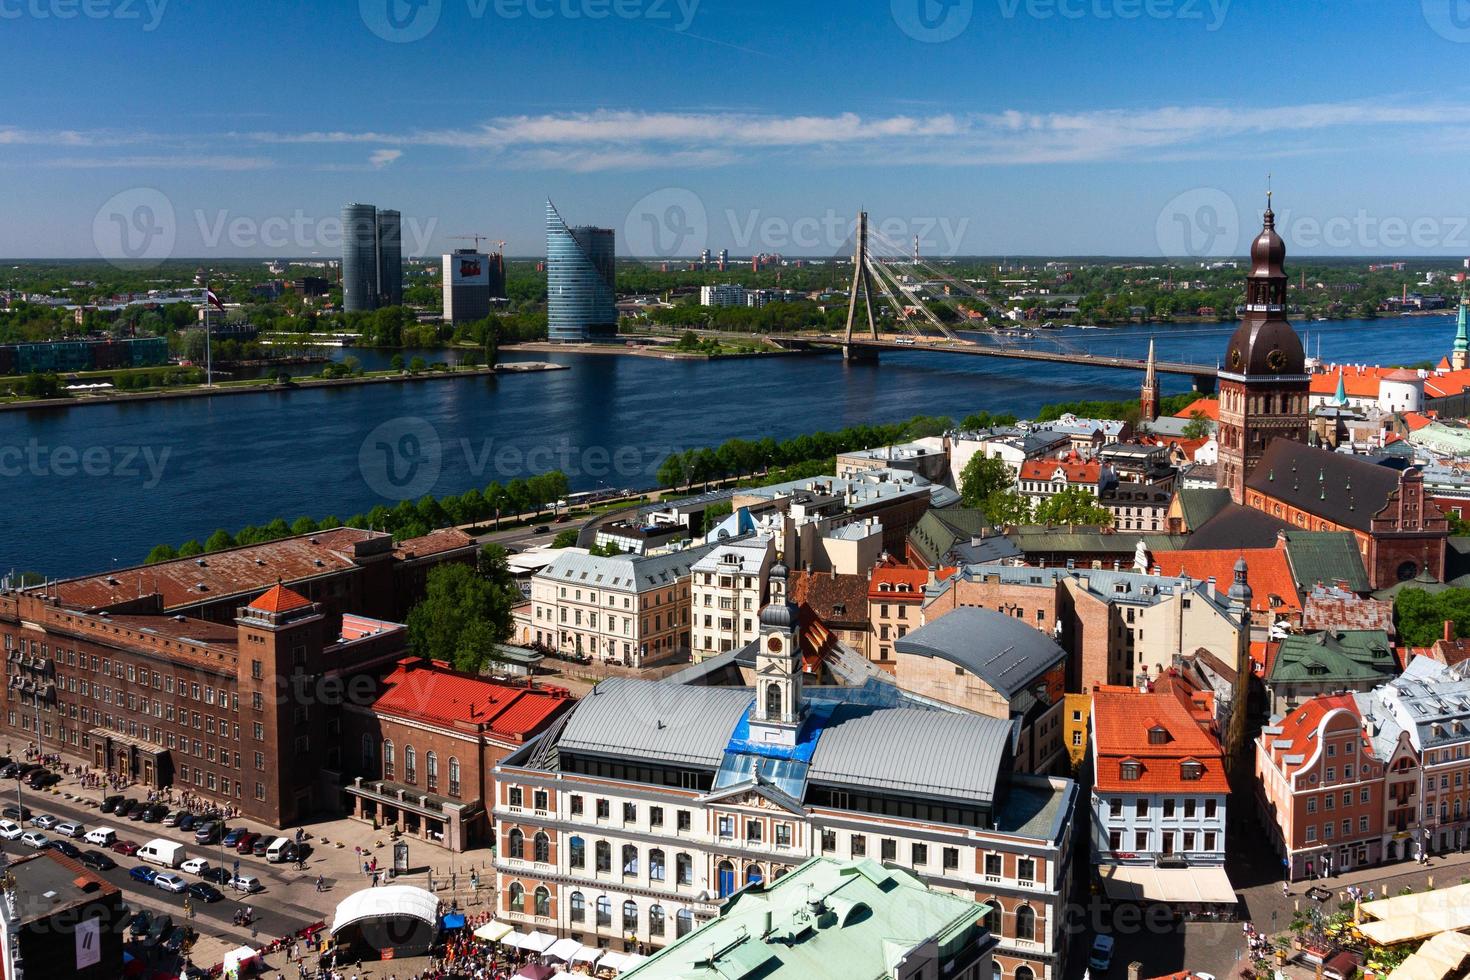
[{"xmin": 4, "ymin": 2, "xmax": 1470, "ymax": 258}]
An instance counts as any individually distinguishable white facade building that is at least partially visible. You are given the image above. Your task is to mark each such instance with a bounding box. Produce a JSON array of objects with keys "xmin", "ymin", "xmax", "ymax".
[{"xmin": 690, "ymin": 534, "xmax": 774, "ymax": 662}]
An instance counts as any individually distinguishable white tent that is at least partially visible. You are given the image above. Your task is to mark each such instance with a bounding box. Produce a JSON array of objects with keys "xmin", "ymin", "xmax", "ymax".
[
  {"xmin": 503, "ymin": 930, "xmax": 531, "ymax": 949},
  {"xmin": 519, "ymin": 930, "xmax": 557, "ymax": 953},
  {"xmin": 600, "ymin": 951, "xmax": 631, "ymax": 972},
  {"xmin": 570, "ymin": 945, "xmax": 605, "ymax": 966},
  {"xmin": 330, "ymin": 885, "xmax": 440, "ymax": 936},
  {"xmin": 223, "ymin": 945, "xmax": 262, "ymax": 978},
  {"xmin": 545, "ymin": 938, "xmax": 583, "ymax": 962},
  {"xmin": 473, "ymin": 920, "xmax": 514, "ymax": 943}
]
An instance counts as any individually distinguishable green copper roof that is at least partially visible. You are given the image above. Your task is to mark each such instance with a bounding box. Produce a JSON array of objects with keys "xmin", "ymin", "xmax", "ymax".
[
  {"xmin": 621, "ymin": 858, "xmax": 992, "ymax": 980},
  {"xmin": 1283, "ymin": 531, "xmax": 1372, "ymax": 594},
  {"xmin": 1455, "ymin": 291, "xmax": 1468, "ymax": 355},
  {"xmin": 1269, "ymin": 629, "xmax": 1396, "ymax": 685}
]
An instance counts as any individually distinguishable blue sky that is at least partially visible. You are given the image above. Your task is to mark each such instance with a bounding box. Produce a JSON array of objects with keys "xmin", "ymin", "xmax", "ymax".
[{"xmin": 3, "ymin": 0, "xmax": 1470, "ymax": 258}]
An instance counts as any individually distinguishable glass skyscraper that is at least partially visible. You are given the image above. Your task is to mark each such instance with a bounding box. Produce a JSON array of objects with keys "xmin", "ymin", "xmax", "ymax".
[
  {"xmin": 340, "ymin": 203, "xmax": 403, "ymax": 312},
  {"xmin": 546, "ymin": 200, "xmax": 617, "ymax": 342}
]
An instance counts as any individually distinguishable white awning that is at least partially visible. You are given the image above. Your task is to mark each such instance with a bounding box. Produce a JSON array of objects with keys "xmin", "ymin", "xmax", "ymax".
[
  {"xmin": 545, "ymin": 938, "xmax": 583, "ymax": 962},
  {"xmin": 473, "ymin": 920, "xmax": 514, "ymax": 943},
  {"xmin": 1388, "ymin": 930, "xmax": 1470, "ymax": 980},
  {"xmin": 1361, "ymin": 881, "xmax": 1470, "ymax": 946},
  {"xmin": 571, "ymin": 945, "xmax": 605, "ymax": 965},
  {"xmin": 503, "ymin": 930, "xmax": 530, "ymax": 948},
  {"xmin": 1098, "ymin": 865, "xmax": 1237, "ymax": 904},
  {"xmin": 518, "ymin": 930, "xmax": 557, "ymax": 953},
  {"xmin": 331, "ymin": 885, "xmax": 439, "ymax": 936}
]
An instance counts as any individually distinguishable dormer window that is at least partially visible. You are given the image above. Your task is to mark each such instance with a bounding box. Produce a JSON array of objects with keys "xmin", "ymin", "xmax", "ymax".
[
  {"xmin": 1180, "ymin": 761, "xmax": 1204, "ymax": 781},
  {"xmin": 1120, "ymin": 761, "xmax": 1142, "ymax": 781},
  {"xmin": 1147, "ymin": 726, "xmax": 1169, "ymax": 745}
]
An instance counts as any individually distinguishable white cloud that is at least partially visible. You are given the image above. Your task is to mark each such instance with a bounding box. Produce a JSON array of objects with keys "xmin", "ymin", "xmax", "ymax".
[{"xmin": 370, "ymin": 148, "xmax": 403, "ymax": 168}]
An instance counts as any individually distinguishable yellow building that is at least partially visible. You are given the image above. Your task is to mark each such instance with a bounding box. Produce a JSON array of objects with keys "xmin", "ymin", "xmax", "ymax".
[{"xmin": 1063, "ymin": 693, "xmax": 1092, "ymax": 771}]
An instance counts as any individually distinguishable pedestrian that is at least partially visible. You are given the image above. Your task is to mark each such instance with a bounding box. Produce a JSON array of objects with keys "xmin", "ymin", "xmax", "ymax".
[{"xmin": 1282, "ymin": 880, "xmax": 1290, "ymax": 898}]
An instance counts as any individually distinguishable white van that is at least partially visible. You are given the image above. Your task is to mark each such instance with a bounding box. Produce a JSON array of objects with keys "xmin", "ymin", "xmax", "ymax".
[
  {"xmin": 137, "ymin": 838, "xmax": 186, "ymax": 869},
  {"xmin": 266, "ymin": 838, "xmax": 295, "ymax": 864},
  {"xmin": 83, "ymin": 827, "xmax": 117, "ymax": 847}
]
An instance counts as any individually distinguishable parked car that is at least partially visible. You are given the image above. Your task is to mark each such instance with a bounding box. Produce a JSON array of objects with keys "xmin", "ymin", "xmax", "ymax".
[
  {"xmin": 128, "ymin": 865, "xmax": 157, "ymax": 885},
  {"xmin": 84, "ymin": 827, "xmax": 117, "ymax": 847},
  {"xmin": 26, "ymin": 769, "xmax": 57, "ymax": 790},
  {"xmin": 229, "ymin": 873, "xmax": 261, "ymax": 894},
  {"xmin": 144, "ymin": 913, "xmax": 172, "ymax": 948},
  {"xmin": 127, "ymin": 804, "xmax": 149, "ymax": 822},
  {"xmin": 30, "ymin": 814, "xmax": 59, "ymax": 830},
  {"xmin": 113, "ymin": 799, "xmax": 139, "ymax": 818},
  {"xmin": 163, "ymin": 924, "xmax": 193, "ymax": 954},
  {"xmin": 153, "ymin": 872, "xmax": 187, "ymax": 894},
  {"xmin": 0, "ymin": 820, "xmax": 22, "ymax": 840},
  {"xmin": 0, "ymin": 805, "xmax": 30, "ymax": 823},
  {"xmin": 220, "ymin": 827, "xmax": 247, "ymax": 848},
  {"xmin": 234, "ymin": 832, "xmax": 260, "ymax": 854},
  {"xmin": 54, "ymin": 821, "xmax": 84, "ymax": 839},
  {"xmin": 112, "ymin": 839, "xmax": 141, "ymax": 856},
  {"xmin": 128, "ymin": 909, "xmax": 153, "ymax": 938},
  {"xmin": 80, "ymin": 850, "xmax": 117, "ymax": 872},
  {"xmin": 143, "ymin": 804, "xmax": 169, "ymax": 823},
  {"xmin": 20, "ymin": 831, "xmax": 49, "ymax": 849},
  {"xmin": 199, "ymin": 866, "xmax": 232, "ymax": 885},
  {"xmin": 0, "ymin": 763, "xmax": 21, "ymax": 779},
  {"xmin": 46, "ymin": 839, "xmax": 81, "ymax": 859},
  {"xmin": 193, "ymin": 821, "xmax": 221, "ymax": 845},
  {"xmin": 187, "ymin": 881, "xmax": 223, "ymax": 904},
  {"xmin": 251, "ymin": 835, "xmax": 275, "ymax": 858},
  {"xmin": 177, "ymin": 813, "xmax": 197, "ymax": 832},
  {"xmin": 162, "ymin": 811, "xmax": 184, "ymax": 827},
  {"xmin": 1089, "ymin": 935, "xmax": 1115, "ymax": 973},
  {"xmin": 100, "ymin": 795, "xmax": 126, "ymax": 814}
]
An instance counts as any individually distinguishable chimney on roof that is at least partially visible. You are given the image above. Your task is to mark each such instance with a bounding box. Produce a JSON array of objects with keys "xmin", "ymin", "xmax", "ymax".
[
  {"xmin": 1206, "ymin": 576, "xmax": 1217, "ymax": 600},
  {"xmin": 1446, "ymin": 620, "xmax": 1456, "ymax": 644}
]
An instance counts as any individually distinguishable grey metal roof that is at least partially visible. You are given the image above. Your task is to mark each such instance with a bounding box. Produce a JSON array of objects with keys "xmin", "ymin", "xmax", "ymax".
[
  {"xmin": 557, "ymin": 677, "xmax": 753, "ymax": 767},
  {"xmin": 807, "ymin": 703, "xmax": 1012, "ymax": 803},
  {"xmin": 894, "ymin": 606, "xmax": 1066, "ymax": 700},
  {"xmin": 540, "ymin": 542, "xmax": 715, "ymax": 593}
]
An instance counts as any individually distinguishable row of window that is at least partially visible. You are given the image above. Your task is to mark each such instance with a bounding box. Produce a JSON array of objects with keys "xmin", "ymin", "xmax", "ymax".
[
  {"xmin": 373, "ymin": 739, "xmax": 461, "ymax": 796},
  {"xmin": 1305, "ymin": 787, "xmax": 1373, "ymax": 813},
  {"xmin": 1303, "ymin": 816, "xmax": 1372, "ymax": 843},
  {"xmin": 1107, "ymin": 829, "xmax": 1219, "ymax": 853},
  {"xmin": 1107, "ymin": 797, "xmax": 1219, "ymax": 819}
]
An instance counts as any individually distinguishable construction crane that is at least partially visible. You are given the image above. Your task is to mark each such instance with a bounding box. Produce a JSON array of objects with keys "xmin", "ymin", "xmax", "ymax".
[{"xmin": 449, "ymin": 234, "xmax": 505, "ymax": 253}]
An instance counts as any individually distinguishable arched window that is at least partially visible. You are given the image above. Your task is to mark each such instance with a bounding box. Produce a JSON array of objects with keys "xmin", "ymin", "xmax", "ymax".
[
  {"xmin": 745, "ymin": 864, "xmax": 763, "ymax": 886},
  {"xmin": 1016, "ymin": 967, "xmax": 1035, "ymax": 980},
  {"xmin": 1016, "ymin": 905, "xmax": 1036, "ymax": 942},
  {"xmin": 983, "ymin": 903, "xmax": 1001, "ymax": 935},
  {"xmin": 507, "ymin": 828, "xmax": 524, "ymax": 859},
  {"xmin": 569, "ymin": 836, "xmax": 586, "ymax": 869},
  {"xmin": 382, "ymin": 739, "xmax": 394, "ymax": 779},
  {"xmin": 569, "ymin": 891, "xmax": 585, "ymax": 923},
  {"xmin": 649, "ymin": 904, "xmax": 666, "ymax": 936},
  {"xmin": 676, "ymin": 909, "xmax": 694, "ymax": 937},
  {"xmin": 622, "ymin": 900, "xmax": 638, "ymax": 929},
  {"xmin": 649, "ymin": 848, "xmax": 666, "ymax": 882},
  {"xmin": 448, "ymin": 756, "xmax": 461, "ymax": 797},
  {"xmin": 765, "ymin": 682, "xmax": 782, "ymax": 718},
  {"xmin": 426, "ymin": 751, "xmax": 438, "ymax": 791},
  {"xmin": 622, "ymin": 844, "xmax": 639, "ymax": 877},
  {"xmin": 676, "ymin": 852, "xmax": 693, "ymax": 886},
  {"xmin": 404, "ymin": 744, "xmax": 417, "ymax": 783},
  {"xmin": 534, "ymin": 831, "xmax": 550, "ymax": 864},
  {"xmin": 507, "ymin": 882, "xmax": 524, "ymax": 913},
  {"xmin": 992, "ymin": 964, "xmax": 1003, "ymax": 980},
  {"xmin": 595, "ymin": 841, "xmax": 611, "ymax": 873},
  {"xmin": 534, "ymin": 885, "xmax": 550, "ymax": 917},
  {"xmin": 596, "ymin": 896, "xmax": 612, "ymax": 928},
  {"xmin": 360, "ymin": 733, "xmax": 374, "ymax": 770}
]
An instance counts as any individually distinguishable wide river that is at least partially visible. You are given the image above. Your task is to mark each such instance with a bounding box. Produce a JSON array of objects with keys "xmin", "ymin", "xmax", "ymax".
[{"xmin": 1, "ymin": 316, "xmax": 1458, "ymax": 577}]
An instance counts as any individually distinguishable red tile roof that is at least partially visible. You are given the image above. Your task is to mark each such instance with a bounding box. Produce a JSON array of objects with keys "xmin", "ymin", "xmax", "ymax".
[
  {"xmin": 1173, "ymin": 397, "xmax": 1219, "ymax": 421},
  {"xmin": 1403, "ymin": 412, "xmax": 1435, "ymax": 432},
  {"xmin": 867, "ymin": 565, "xmax": 952, "ymax": 601},
  {"xmin": 1260, "ymin": 694, "xmax": 1373, "ymax": 777},
  {"xmin": 1151, "ymin": 546, "xmax": 1302, "ymax": 616},
  {"xmin": 1092, "ymin": 685, "xmax": 1228, "ymax": 793},
  {"xmin": 394, "ymin": 528, "xmax": 477, "ymax": 560},
  {"xmin": 1019, "ymin": 458, "xmax": 1105, "ymax": 485},
  {"xmin": 372, "ymin": 658, "xmax": 574, "ymax": 742},
  {"xmin": 248, "ymin": 584, "xmax": 313, "ymax": 614}
]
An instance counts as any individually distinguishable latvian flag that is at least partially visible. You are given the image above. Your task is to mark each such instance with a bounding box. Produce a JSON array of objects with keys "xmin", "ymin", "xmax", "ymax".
[{"xmin": 206, "ymin": 288, "xmax": 225, "ymax": 312}]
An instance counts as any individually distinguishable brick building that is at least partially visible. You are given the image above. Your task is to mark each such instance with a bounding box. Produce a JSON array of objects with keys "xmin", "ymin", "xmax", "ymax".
[
  {"xmin": 0, "ymin": 850, "xmax": 127, "ymax": 980},
  {"xmin": 344, "ymin": 657, "xmax": 575, "ymax": 851}
]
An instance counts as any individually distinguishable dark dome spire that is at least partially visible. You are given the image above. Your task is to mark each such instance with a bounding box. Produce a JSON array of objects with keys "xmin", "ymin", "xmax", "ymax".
[{"xmin": 1251, "ymin": 193, "xmax": 1287, "ymax": 278}]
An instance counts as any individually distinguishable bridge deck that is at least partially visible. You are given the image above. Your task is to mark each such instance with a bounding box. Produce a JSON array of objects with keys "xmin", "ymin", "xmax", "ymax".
[{"xmin": 776, "ymin": 336, "xmax": 1215, "ymax": 377}]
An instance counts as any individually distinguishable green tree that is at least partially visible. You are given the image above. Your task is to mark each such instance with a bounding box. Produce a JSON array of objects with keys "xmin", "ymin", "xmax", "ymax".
[
  {"xmin": 982, "ymin": 491, "xmax": 1032, "ymax": 526},
  {"xmin": 291, "ymin": 516, "xmax": 320, "ymax": 535},
  {"xmin": 1394, "ymin": 588, "xmax": 1470, "ymax": 646},
  {"xmin": 405, "ymin": 563, "xmax": 517, "ymax": 673},
  {"xmin": 552, "ymin": 529, "xmax": 580, "ymax": 549},
  {"xmin": 390, "ymin": 353, "xmax": 405, "ymax": 372},
  {"xmin": 960, "ymin": 455, "xmax": 1014, "ymax": 509},
  {"xmin": 203, "ymin": 529, "xmax": 236, "ymax": 553},
  {"xmin": 1182, "ymin": 411, "xmax": 1213, "ymax": 441},
  {"xmin": 1033, "ymin": 487, "xmax": 1113, "ymax": 527},
  {"xmin": 177, "ymin": 539, "xmax": 204, "ymax": 557},
  {"xmin": 408, "ymin": 355, "xmax": 428, "ymax": 373},
  {"xmin": 144, "ymin": 544, "xmax": 178, "ymax": 564}
]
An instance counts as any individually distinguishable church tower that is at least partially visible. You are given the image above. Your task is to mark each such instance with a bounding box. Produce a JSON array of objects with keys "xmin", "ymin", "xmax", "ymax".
[
  {"xmin": 1224, "ymin": 556, "xmax": 1253, "ymax": 770},
  {"xmin": 1140, "ymin": 338, "xmax": 1160, "ymax": 424},
  {"xmin": 1218, "ymin": 197, "xmax": 1310, "ymax": 504},
  {"xmin": 749, "ymin": 557, "xmax": 804, "ymax": 748},
  {"xmin": 1452, "ymin": 288, "xmax": 1468, "ymax": 372}
]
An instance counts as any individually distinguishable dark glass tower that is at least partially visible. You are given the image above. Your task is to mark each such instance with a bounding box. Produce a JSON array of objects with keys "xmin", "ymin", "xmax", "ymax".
[
  {"xmin": 546, "ymin": 200, "xmax": 617, "ymax": 341},
  {"xmin": 375, "ymin": 209, "xmax": 402, "ymax": 307},
  {"xmin": 342, "ymin": 203, "xmax": 380, "ymax": 313}
]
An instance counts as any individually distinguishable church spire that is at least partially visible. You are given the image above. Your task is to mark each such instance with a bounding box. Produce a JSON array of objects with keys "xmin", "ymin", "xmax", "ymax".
[
  {"xmin": 1333, "ymin": 367, "xmax": 1348, "ymax": 407},
  {"xmin": 1453, "ymin": 288, "xmax": 1469, "ymax": 372},
  {"xmin": 1140, "ymin": 338, "xmax": 1160, "ymax": 424}
]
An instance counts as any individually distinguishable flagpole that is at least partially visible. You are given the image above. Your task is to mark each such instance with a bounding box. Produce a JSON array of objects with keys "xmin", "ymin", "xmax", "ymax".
[{"xmin": 204, "ymin": 279, "xmax": 213, "ymax": 388}]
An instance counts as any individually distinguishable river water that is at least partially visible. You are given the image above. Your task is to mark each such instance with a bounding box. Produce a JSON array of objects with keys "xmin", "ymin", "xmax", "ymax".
[{"xmin": 1, "ymin": 316, "xmax": 1458, "ymax": 577}]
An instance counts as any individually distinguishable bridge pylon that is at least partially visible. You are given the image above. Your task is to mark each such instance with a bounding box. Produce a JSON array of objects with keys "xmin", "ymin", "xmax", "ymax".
[{"xmin": 843, "ymin": 210, "xmax": 879, "ymax": 347}]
